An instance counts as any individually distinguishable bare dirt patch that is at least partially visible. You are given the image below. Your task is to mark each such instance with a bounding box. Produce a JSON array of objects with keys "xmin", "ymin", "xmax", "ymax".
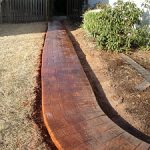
[
  {"xmin": 129, "ymin": 51, "xmax": 150, "ymax": 71},
  {"xmin": 65, "ymin": 22, "xmax": 150, "ymax": 137},
  {"xmin": 0, "ymin": 23, "xmax": 54, "ymax": 150}
]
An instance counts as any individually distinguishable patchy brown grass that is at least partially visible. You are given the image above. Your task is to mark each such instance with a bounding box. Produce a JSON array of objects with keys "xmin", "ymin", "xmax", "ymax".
[{"xmin": 0, "ymin": 23, "xmax": 52, "ymax": 150}]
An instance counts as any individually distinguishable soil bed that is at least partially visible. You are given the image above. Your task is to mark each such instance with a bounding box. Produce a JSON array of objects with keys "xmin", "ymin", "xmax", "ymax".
[
  {"xmin": 129, "ymin": 51, "xmax": 150, "ymax": 71},
  {"xmin": 65, "ymin": 22, "xmax": 150, "ymax": 136},
  {"xmin": 0, "ymin": 23, "xmax": 54, "ymax": 150}
]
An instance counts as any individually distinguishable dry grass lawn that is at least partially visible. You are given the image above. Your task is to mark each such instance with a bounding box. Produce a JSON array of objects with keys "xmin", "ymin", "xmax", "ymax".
[{"xmin": 0, "ymin": 23, "xmax": 50, "ymax": 150}]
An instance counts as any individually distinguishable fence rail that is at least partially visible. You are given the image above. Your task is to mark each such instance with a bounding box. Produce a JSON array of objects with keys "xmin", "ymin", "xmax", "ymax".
[{"xmin": 0, "ymin": 0, "xmax": 52, "ymax": 23}]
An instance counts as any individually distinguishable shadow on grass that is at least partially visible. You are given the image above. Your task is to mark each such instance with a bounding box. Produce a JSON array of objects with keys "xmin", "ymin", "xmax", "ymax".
[
  {"xmin": 0, "ymin": 22, "xmax": 48, "ymax": 37},
  {"xmin": 65, "ymin": 21, "xmax": 150, "ymax": 144}
]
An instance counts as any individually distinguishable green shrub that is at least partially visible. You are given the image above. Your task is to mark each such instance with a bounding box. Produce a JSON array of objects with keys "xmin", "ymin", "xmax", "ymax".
[
  {"xmin": 96, "ymin": 3, "xmax": 110, "ymax": 9},
  {"xmin": 83, "ymin": 0, "xmax": 150, "ymax": 52}
]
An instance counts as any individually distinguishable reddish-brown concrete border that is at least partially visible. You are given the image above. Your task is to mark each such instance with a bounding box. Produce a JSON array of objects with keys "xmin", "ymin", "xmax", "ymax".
[{"xmin": 41, "ymin": 20, "xmax": 150, "ymax": 150}]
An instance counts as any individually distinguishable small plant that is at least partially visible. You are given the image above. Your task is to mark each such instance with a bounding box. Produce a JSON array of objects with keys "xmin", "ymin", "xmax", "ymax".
[{"xmin": 83, "ymin": 0, "xmax": 150, "ymax": 52}]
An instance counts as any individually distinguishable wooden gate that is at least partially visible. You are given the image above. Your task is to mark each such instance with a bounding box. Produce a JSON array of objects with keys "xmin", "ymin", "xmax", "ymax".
[
  {"xmin": 1, "ymin": 0, "xmax": 52, "ymax": 23},
  {"xmin": 67, "ymin": 0, "xmax": 83, "ymax": 19}
]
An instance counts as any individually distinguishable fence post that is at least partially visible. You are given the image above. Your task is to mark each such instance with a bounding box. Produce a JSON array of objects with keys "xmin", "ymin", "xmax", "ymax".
[{"xmin": 0, "ymin": 0, "xmax": 2, "ymax": 23}]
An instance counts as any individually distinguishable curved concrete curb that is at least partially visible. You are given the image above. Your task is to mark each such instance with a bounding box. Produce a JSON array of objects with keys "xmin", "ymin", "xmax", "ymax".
[{"xmin": 42, "ymin": 20, "xmax": 150, "ymax": 149}]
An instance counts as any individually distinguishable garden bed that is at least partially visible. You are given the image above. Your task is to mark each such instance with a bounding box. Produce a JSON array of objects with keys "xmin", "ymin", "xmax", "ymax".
[
  {"xmin": 66, "ymin": 22, "xmax": 150, "ymax": 136},
  {"xmin": 128, "ymin": 51, "xmax": 150, "ymax": 71}
]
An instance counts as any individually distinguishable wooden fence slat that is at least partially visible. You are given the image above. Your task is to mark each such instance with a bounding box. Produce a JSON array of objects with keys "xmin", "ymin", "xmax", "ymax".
[
  {"xmin": 0, "ymin": 0, "xmax": 83, "ymax": 23},
  {"xmin": 1, "ymin": 0, "xmax": 50, "ymax": 23},
  {"xmin": 0, "ymin": 1, "xmax": 2, "ymax": 23}
]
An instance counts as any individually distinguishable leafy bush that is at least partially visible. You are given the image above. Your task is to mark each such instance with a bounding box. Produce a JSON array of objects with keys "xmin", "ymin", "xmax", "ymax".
[
  {"xmin": 96, "ymin": 3, "xmax": 110, "ymax": 9},
  {"xmin": 83, "ymin": 0, "xmax": 150, "ymax": 52}
]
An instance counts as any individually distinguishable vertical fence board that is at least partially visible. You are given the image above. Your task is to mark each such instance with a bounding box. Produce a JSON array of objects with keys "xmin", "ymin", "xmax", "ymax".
[
  {"xmin": 1, "ymin": 0, "xmax": 83, "ymax": 23},
  {"xmin": 0, "ymin": 1, "xmax": 2, "ymax": 23},
  {"xmin": 67, "ymin": 0, "xmax": 82, "ymax": 20},
  {"xmin": 1, "ymin": 0, "xmax": 51, "ymax": 23}
]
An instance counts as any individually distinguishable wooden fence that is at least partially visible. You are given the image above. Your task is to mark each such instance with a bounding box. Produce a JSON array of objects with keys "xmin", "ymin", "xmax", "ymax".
[
  {"xmin": 0, "ymin": 0, "xmax": 52, "ymax": 23},
  {"xmin": 0, "ymin": 0, "xmax": 85, "ymax": 23},
  {"xmin": 67, "ymin": 0, "xmax": 83, "ymax": 20}
]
